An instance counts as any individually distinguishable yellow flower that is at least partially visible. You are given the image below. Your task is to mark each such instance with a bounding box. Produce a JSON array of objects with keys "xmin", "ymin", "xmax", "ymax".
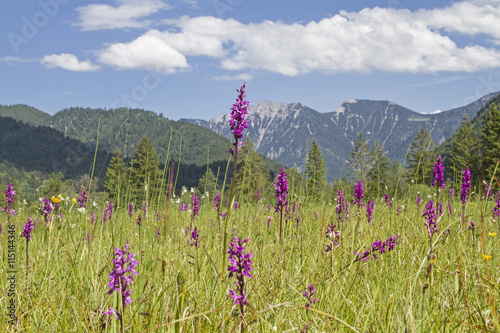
[
  {"xmin": 51, "ymin": 197, "xmax": 61, "ymax": 203},
  {"xmin": 72, "ymin": 198, "xmax": 77, "ymax": 203},
  {"xmin": 57, "ymin": 194, "xmax": 62, "ymax": 199},
  {"xmin": 430, "ymin": 259, "xmax": 436, "ymax": 264},
  {"xmin": 483, "ymin": 254, "xmax": 492, "ymax": 260},
  {"xmin": 489, "ymin": 232, "xmax": 497, "ymax": 237}
]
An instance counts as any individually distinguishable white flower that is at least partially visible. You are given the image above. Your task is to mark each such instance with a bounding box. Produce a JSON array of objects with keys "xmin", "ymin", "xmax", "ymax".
[
  {"xmin": 190, "ymin": 187, "xmax": 194, "ymax": 193},
  {"xmin": 77, "ymin": 207, "xmax": 86, "ymax": 214},
  {"xmin": 23, "ymin": 199, "xmax": 27, "ymax": 205},
  {"xmin": 71, "ymin": 224, "xmax": 76, "ymax": 229}
]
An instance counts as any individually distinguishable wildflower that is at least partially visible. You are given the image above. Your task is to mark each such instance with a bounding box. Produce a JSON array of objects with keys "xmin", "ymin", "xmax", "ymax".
[
  {"xmin": 354, "ymin": 235, "xmax": 399, "ymax": 261},
  {"xmin": 214, "ymin": 191, "xmax": 221, "ymax": 212},
  {"xmin": 41, "ymin": 197, "xmax": 53, "ymax": 224},
  {"xmin": 51, "ymin": 197, "xmax": 61, "ymax": 203},
  {"xmin": 3, "ymin": 183, "xmax": 17, "ymax": 219},
  {"xmin": 430, "ymin": 259, "xmax": 437, "ymax": 264},
  {"xmin": 0, "ymin": 223, "xmax": 2, "ymax": 235},
  {"xmin": 191, "ymin": 193, "xmax": 200, "ymax": 221},
  {"xmin": 128, "ymin": 202, "xmax": 134, "ymax": 217},
  {"xmin": 255, "ymin": 187, "xmax": 261, "ymax": 201},
  {"xmin": 483, "ymin": 254, "xmax": 492, "ymax": 260},
  {"xmin": 489, "ymin": 232, "xmax": 497, "ymax": 237},
  {"xmin": 432, "ymin": 156, "xmax": 445, "ymax": 189},
  {"xmin": 396, "ymin": 206, "xmax": 402, "ymax": 215},
  {"xmin": 336, "ymin": 189, "xmax": 349, "ymax": 223},
  {"xmin": 325, "ymin": 223, "xmax": 339, "ymax": 252},
  {"xmin": 437, "ymin": 201, "xmax": 443, "ymax": 217},
  {"xmin": 302, "ymin": 284, "xmax": 318, "ymax": 308},
  {"xmin": 366, "ymin": 200, "xmax": 374, "ymax": 223},
  {"xmin": 190, "ymin": 227, "xmax": 200, "ymax": 247},
  {"xmin": 102, "ymin": 201, "xmax": 113, "ymax": 223},
  {"xmin": 179, "ymin": 203, "xmax": 188, "ymax": 212},
  {"xmin": 105, "ymin": 242, "xmax": 139, "ymax": 320},
  {"xmin": 384, "ymin": 193, "xmax": 390, "ymax": 206},
  {"xmin": 460, "ymin": 168, "xmax": 471, "ymax": 204},
  {"xmin": 266, "ymin": 216, "xmax": 272, "ymax": 229},
  {"xmin": 227, "ymin": 237, "xmax": 253, "ymax": 306},
  {"xmin": 228, "ymin": 83, "xmax": 250, "ymax": 156},
  {"xmin": 423, "ymin": 200, "xmax": 437, "ymax": 239},
  {"xmin": 274, "ymin": 168, "xmax": 289, "ymax": 213},
  {"xmin": 485, "ymin": 183, "xmax": 493, "ymax": 200},
  {"xmin": 156, "ymin": 228, "xmax": 161, "ymax": 239},
  {"xmin": 136, "ymin": 214, "xmax": 142, "ymax": 227},
  {"xmin": 78, "ymin": 189, "xmax": 87, "ymax": 208},
  {"xmin": 354, "ymin": 180, "xmax": 364, "ymax": 206},
  {"xmin": 469, "ymin": 220, "xmax": 476, "ymax": 231},
  {"xmin": 234, "ymin": 201, "xmax": 238, "ymax": 210},
  {"xmin": 22, "ymin": 217, "xmax": 34, "ymax": 241},
  {"xmin": 72, "ymin": 198, "xmax": 77, "ymax": 203},
  {"xmin": 492, "ymin": 199, "xmax": 500, "ymax": 219},
  {"xmin": 90, "ymin": 212, "xmax": 95, "ymax": 224}
]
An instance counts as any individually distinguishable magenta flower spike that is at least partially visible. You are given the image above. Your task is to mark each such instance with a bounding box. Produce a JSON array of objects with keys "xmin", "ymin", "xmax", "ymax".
[
  {"xmin": 460, "ymin": 167, "xmax": 471, "ymax": 204},
  {"xmin": 229, "ymin": 83, "xmax": 250, "ymax": 157},
  {"xmin": 432, "ymin": 156, "xmax": 445, "ymax": 189},
  {"xmin": 354, "ymin": 181, "xmax": 364, "ymax": 206}
]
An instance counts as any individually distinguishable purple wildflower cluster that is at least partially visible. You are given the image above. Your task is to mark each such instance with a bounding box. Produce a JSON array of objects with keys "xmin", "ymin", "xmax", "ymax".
[
  {"xmin": 227, "ymin": 237, "xmax": 253, "ymax": 306},
  {"xmin": 229, "ymin": 83, "xmax": 250, "ymax": 157},
  {"xmin": 128, "ymin": 202, "xmax": 134, "ymax": 217},
  {"xmin": 214, "ymin": 191, "xmax": 221, "ymax": 212},
  {"xmin": 325, "ymin": 223, "xmax": 340, "ymax": 252},
  {"xmin": 136, "ymin": 214, "xmax": 142, "ymax": 227},
  {"xmin": 3, "ymin": 183, "xmax": 16, "ymax": 219},
  {"xmin": 190, "ymin": 226, "xmax": 200, "ymax": 247},
  {"xmin": 286, "ymin": 201, "xmax": 301, "ymax": 227},
  {"xmin": 354, "ymin": 180, "xmax": 364, "ymax": 206},
  {"xmin": 274, "ymin": 167, "xmax": 289, "ymax": 213},
  {"xmin": 266, "ymin": 216, "xmax": 272, "ymax": 229},
  {"xmin": 485, "ymin": 183, "xmax": 493, "ymax": 200},
  {"xmin": 448, "ymin": 187, "xmax": 454, "ymax": 216},
  {"xmin": 41, "ymin": 197, "xmax": 53, "ymax": 224},
  {"xmin": 354, "ymin": 235, "xmax": 399, "ymax": 261},
  {"xmin": 191, "ymin": 193, "xmax": 200, "ymax": 221},
  {"xmin": 336, "ymin": 189, "xmax": 349, "ymax": 224},
  {"xmin": 105, "ymin": 242, "xmax": 139, "ymax": 317},
  {"xmin": 302, "ymin": 284, "xmax": 318, "ymax": 308},
  {"xmin": 366, "ymin": 200, "xmax": 375, "ymax": 223},
  {"xmin": 179, "ymin": 203, "xmax": 188, "ymax": 212},
  {"xmin": 90, "ymin": 212, "xmax": 95, "ymax": 224},
  {"xmin": 416, "ymin": 196, "xmax": 422, "ymax": 211},
  {"xmin": 437, "ymin": 201, "xmax": 443, "ymax": 217},
  {"xmin": 255, "ymin": 187, "xmax": 261, "ymax": 201},
  {"xmin": 384, "ymin": 193, "xmax": 393, "ymax": 209},
  {"xmin": 423, "ymin": 200, "xmax": 437, "ymax": 239},
  {"xmin": 396, "ymin": 206, "xmax": 402, "ymax": 215},
  {"xmin": 22, "ymin": 217, "xmax": 34, "ymax": 241},
  {"xmin": 78, "ymin": 189, "xmax": 87, "ymax": 208},
  {"xmin": 493, "ymin": 199, "xmax": 500, "ymax": 219},
  {"xmin": 461, "ymin": 167, "xmax": 471, "ymax": 204},
  {"xmin": 432, "ymin": 156, "xmax": 445, "ymax": 189},
  {"xmin": 102, "ymin": 201, "xmax": 113, "ymax": 223}
]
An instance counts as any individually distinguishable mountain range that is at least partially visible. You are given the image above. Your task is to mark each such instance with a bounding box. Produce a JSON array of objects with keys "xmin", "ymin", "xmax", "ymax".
[{"xmin": 182, "ymin": 92, "xmax": 499, "ymax": 181}]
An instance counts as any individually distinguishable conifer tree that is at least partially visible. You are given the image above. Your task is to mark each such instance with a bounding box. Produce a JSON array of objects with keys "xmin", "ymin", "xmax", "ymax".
[
  {"xmin": 235, "ymin": 139, "xmax": 270, "ymax": 200},
  {"xmin": 197, "ymin": 168, "xmax": 218, "ymax": 197},
  {"xmin": 367, "ymin": 140, "xmax": 391, "ymax": 197},
  {"xmin": 450, "ymin": 114, "xmax": 480, "ymax": 182},
  {"xmin": 305, "ymin": 138, "xmax": 326, "ymax": 199},
  {"xmin": 348, "ymin": 131, "xmax": 373, "ymax": 184},
  {"xmin": 104, "ymin": 150, "xmax": 128, "ymax": 200},
  {"xmin": 482, "ymin": 102, "xmax": 500, "ymax": 185},
  {"xmin": 407, "ymin": 128, "xmax": 435, "ymax": 184},
  {"xmin": 130, "ymin": 137, "xmax": 160, "ymax": 202}
]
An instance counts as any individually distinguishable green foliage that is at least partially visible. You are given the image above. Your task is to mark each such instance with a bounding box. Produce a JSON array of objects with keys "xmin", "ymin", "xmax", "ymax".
[
  {"xmin": 348, "ymin": 131, "xmax": 373, "ymax": 184},
  {"xmin": 450, "ymin": 114, "xmax": 481, "ymax": 183},
  {"xmin": 130, "ymin": 137, "xmax": 161, "ymax": 202},
  {"xmin": 366, "ymin": 140, "xmax": 392, "ymax": 198},
  {"xmin": 41, "ymin": 172, "xmax": 64, "ymax": 197},
  {"xmin": 197, "ymin": 168, "xmax": 218, "ymax": 197},
  {"xmin": 305, "ymin": 138, "xmax": 326, "ymax": 200},
  {"xmin": 0, "ymin": 104, "xmax": 51, "ymax": 126},
  {"xmin": 235, "ymin": 140, "xmax": 271, "ymax": 201},
  {"xmin": 407, "ymin": 128, "xmax": 435, "ymax": 185},
  {"xmin": 104, "ymin": 150, "xmax": 128, "ymax": 201},
  {"xmin": 481, "ymin": 102, "xmax": 500, "ymax": 185}
]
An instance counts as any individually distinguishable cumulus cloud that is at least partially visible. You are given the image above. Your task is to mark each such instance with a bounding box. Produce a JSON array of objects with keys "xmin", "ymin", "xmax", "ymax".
[
  {"xmin": 97, "ymin": 32, "xmax": 189, "ymax": 73},
  {"xmin": 213, "ymin": 73, "xmax": 253, "ymax": 81},
  {"xmin": 74, "ymin": 0, "xmax": 169, "ymax": 31},
  {"xmin": 42, "ymin": 54, "xmax": 100, "ymax": 72},
  {"xmin": 92, "ymin": 1, "xmax": 500, "ymax": 75}
]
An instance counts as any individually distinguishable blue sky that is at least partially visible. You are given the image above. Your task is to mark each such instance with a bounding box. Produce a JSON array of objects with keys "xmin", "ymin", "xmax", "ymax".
[{"xmin": 2, "ymin": 0, "xmax": 500, "ymax": 119}]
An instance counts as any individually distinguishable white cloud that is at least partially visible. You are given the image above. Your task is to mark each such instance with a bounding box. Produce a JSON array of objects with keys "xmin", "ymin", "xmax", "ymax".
[
  {"xmin": 0, "ymin": 56, "xmax": 39, "ymax": 64},
  {"xmin": 97, "ymin": 32, "xmax": 188, "ymax": 73},
  {"xmin": 42, "ymin": 54, "xmax": 100, "ymax": 72},
  {"xmin": 74, "ymin": 0, "xmax": 169, "ymax": 31},
  {"xmin": 213, "ymin": 73, "xmax": 253, "ymax": 81},
  {"xmin": 92, "ymin": 1, "xmax": 500, "ymax": 75}
]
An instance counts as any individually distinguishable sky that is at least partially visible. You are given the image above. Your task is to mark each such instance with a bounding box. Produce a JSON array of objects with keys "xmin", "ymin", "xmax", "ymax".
[{"xmin": 2, "ymin": 0, "xmax": 500, "ymax": 119}]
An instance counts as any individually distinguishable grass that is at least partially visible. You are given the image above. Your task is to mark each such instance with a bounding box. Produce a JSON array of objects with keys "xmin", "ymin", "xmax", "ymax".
[{"xmin": 1, "ymin": 188, "xmax": 499, "ymax": 332}]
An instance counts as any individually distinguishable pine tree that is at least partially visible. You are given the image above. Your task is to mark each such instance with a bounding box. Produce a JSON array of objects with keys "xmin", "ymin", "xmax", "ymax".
[
  {"xmin": 367, "ymin": 140, "xmax": 391, "ymax": 198},
  {"xmin": 130, "ymin": 137, "xmax": 160, "ymax": 202},
  {"xmin": 482, "ymin": 102, "xmax": 500, "ymax": 185},
  {"xmin": 407, "ymin": 128, "xmax": 435, "ymax": 184},
  {"xmin": 305, "ymin": 138, "xmax": 326, "ymax": 199},
  {"xmin": 348, "ymin": 131, "xmax": 374, "ymax": 184},
  {"xmin": 197, "ymin": 168, "xmax": 218, "ymax": 197},
  {"xmin": 104, "ymin": 150, "xmax": 128, "ymax": 200},
  {"xmin": 235, "ymin": 139, "xmax": 270, "ymax": 200},
  {"xmin": 450, "ymin": 115, "xmax": 480, "ymax": 182}
]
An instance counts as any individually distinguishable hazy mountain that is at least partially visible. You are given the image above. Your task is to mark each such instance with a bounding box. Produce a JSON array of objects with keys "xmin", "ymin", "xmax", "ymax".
[{"xmin": 183, "ymin": 92, "xmax": 499, "ymax": 181}]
